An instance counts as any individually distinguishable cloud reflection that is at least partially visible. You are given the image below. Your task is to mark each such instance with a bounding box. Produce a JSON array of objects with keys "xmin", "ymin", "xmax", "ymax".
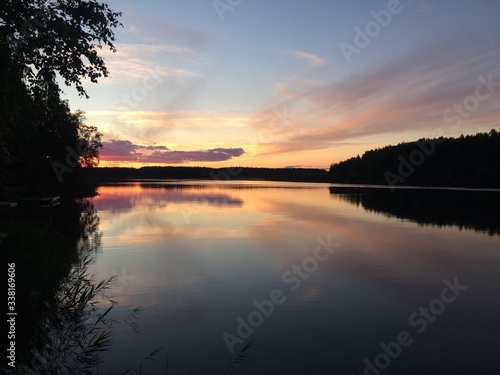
[
  {"xmin": 90, "ymin": 183, "xmax": 500, "ymax": 327},
  {"xmin": 93, "ymin": 183, "xmax": 244, "ymax": 213}
]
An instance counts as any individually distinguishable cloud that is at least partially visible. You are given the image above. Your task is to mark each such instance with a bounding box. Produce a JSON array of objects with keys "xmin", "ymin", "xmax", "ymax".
[
  {"xmin": 125, "ymin": 10, "xmax": 209, "ymax": 48},
  {"xmin": 128, "ymin": 25, "xmax": 139, "ymax": 34},
  {"xmin": 112, "ymin": 43, "xmax": 193, "ymax": 56},
  {"xmin": 252, "ymin": 34, "xmax": 500, "ymax": 157},
  {"xmin": 290, "ymin": 50, "xmax": 327, "ymax": 66},
  {"xmin": 274, "ymin": 75, "xmax": 322, "ymax": 100},
  {"xmin": 87, "ymin": 109, "xmax": 252, "ymax": 148},
  {"xmin": 101, "ymin": 43, "xmax": 199, "ymax": 84},
  {"xmin": 99, "ymin": 139, "xmax": 141, "ymax": 156},
  {"xmin": 100, "ymin": 139, "xmax": 244, "ymax": 164},
  {"xmin": 144, "ymin": 144, "xmax": 169, "ymax": 151},
  {"xmin": 147, "ymin": 148, "xmax": 245, "ymax": 163}
]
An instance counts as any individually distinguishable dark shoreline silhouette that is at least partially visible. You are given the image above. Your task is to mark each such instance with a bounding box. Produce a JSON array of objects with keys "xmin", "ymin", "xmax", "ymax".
[
  {"xmin": 329, "ymin": 130, "xmax": 500, "ymax": 189},
  {"xmin": 80, "ymin": 166, "xmax": 330, "ymax": 183}
]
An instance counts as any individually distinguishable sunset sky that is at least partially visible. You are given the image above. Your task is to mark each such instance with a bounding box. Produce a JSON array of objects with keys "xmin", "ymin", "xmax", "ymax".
[{"xmin": 61, "ymin": 0, "xmax": 500, "ymax": 169}]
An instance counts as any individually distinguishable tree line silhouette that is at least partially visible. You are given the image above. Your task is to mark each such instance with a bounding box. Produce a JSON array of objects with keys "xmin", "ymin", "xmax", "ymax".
[
  {"xmin": 81, "ymin": 166, "xmax": 329, "ymax": 183},
  {"xmin": 329, "ymin": 130, "xmax": 500, "ymax": 188}
]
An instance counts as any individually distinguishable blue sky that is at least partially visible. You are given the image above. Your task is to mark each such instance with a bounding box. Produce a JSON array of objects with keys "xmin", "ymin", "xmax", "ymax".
[{"xmin": 61, "ymin": 0, "xmax": 500, "ymax": 168}]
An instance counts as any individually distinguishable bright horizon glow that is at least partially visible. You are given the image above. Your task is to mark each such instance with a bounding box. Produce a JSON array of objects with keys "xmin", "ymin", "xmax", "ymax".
[{"xmin": 61, "ymin": 1, "xmax": 500, "ymax": 169}]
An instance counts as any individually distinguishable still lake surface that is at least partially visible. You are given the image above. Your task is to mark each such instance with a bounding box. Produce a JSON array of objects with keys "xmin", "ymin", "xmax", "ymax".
[{"xmin": 87, "ymin": 180, "xmax": 500, "ymax": 374}]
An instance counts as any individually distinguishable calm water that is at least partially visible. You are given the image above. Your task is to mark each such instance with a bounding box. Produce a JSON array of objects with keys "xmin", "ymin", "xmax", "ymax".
[{"xmin": 87, "ymin": 181, "xmax": 500, "ymax": 374}]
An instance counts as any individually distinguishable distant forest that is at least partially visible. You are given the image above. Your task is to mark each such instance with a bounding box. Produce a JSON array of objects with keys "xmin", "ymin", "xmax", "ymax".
[
  {"xmin": 329, "ymin": 130, "xmax": 500, "ymax": 188},
  {"xmin": 82, "ymin": 166, "xmax": 329, "ymax": 183},
  {"xmin": 82, "ymin": 130, "xmax": 500, "ymax": 187}
]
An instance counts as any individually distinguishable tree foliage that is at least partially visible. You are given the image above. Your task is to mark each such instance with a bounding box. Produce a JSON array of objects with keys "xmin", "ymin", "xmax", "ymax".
[
  {"xmin": 329, "ymin": 130, "xmax": 500, "ymax": 188},
  {"xmin": 77, "ymin": 121, "xmax": 103, "ymax": 168},
  {"xmin": 0, "ymin": 0, "xmax": 122, "ymax": 97},
  {"xmin": 0, "ymin": 0, "xmax": 120, "ymax": 188}
]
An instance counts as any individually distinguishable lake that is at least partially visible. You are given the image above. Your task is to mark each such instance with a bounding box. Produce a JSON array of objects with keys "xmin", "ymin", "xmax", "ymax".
[{"xmin": 86, "ymin": 180, "xmax": 500, "ymax": 374}]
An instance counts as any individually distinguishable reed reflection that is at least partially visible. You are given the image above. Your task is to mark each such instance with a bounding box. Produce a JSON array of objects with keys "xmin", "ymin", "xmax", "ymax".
[{"xmin": 0, "ymin": 197, "xmax": 113, "ymax": 373}]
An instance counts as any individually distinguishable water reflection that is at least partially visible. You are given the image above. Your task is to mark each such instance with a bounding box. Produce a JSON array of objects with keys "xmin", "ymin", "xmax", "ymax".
[
  {"xmin": 88, "ymin": 182, "xmax": 500, "ymax": 374},
  {"xmin": 0, "ymin": 197, "xmax": 116, "ymax": 373},
  {"xmin": 92, "ymin": 182, "xmax": 243, "ymax": 213},
  {"xmin": 329, "ymin": 186, "xmax": 500, "ymax": 235}
]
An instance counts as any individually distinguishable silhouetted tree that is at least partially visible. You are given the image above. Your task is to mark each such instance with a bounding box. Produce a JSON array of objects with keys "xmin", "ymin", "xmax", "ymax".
[
  {"xmin": 0, "ymin": 0, "xmax": 120, "ymax": 188},
  {"xmin": 0, "ymin": 0, "xmax": 122, "ymax": 97},
  {"xmin": 329, "ymin": 130, "xmax": 500, "ymax": 188}
]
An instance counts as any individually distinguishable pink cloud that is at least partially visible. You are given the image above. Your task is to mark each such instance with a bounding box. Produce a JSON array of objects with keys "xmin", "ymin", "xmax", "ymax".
[
  {"xmin": 100, "ymin": 139, "xmax": 244, "ymax": 164},
  {"xmin": 290, "ymin": 50, "xmax": 327, "ymax": 66},
  {"xmin": 253, "ymin": 35, "xmax": 500, "ymax": 157}
]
